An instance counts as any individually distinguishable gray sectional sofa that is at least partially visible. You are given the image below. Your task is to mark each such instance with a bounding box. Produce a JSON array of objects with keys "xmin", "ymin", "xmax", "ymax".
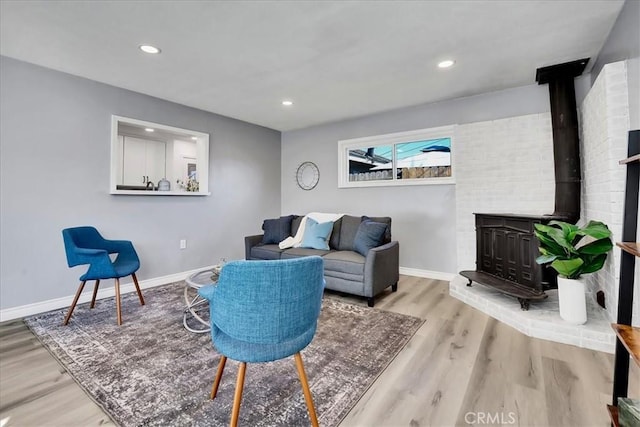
[{"xmin": 245, "ymin": 214, "xmax": 399, "ymax": 307}]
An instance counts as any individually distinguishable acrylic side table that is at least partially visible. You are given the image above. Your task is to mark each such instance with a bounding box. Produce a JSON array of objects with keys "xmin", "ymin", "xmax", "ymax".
[{"xmin": 183, "ymin": 266, "xmax": 221, "ymax": 333}]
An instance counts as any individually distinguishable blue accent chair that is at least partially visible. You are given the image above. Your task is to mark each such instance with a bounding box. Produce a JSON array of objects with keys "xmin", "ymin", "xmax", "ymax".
[
  {"xmin": 62, "ymin": 226, "xmax": 145, "ymax": 325},
  {"xmin": 198, "ymin": 257, "xmax": 324, "ymax": 427}
]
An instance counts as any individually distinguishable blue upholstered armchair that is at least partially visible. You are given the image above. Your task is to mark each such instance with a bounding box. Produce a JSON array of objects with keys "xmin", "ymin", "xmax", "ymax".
[
  {"xmin": 62, "ymin": 226, "xmax": 145, "ymax": 325},
  {"xmin": 198, "ymin": 257, "xmax": 325, "ymax": 427}
]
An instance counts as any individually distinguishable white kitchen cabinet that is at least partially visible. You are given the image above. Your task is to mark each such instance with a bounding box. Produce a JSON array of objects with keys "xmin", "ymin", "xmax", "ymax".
[{"xmin": 121, "ymin": 136, "xmax": 166, "ymax": 186}]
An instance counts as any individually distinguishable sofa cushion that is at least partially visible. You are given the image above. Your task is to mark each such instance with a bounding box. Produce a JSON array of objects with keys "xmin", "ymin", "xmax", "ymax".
[
  {"xmin": 281, "ymin": 247, "xmax": 331, "ymax": 259},
  {"xmin": 337, "ymin": 215, "xmax": 363, "ymax": 251},
  {"xmin": 300, "ymin": 217, "xmax": 333, "ymax": 250},
  {"xmin": 324, "ymin": 270, "xmax": 364, "ymax": 282},
  {"xmin": 329, "ymin": 217, "xmax": 342, "ymax": 250},
  {"xmin": 262, "ymin": 215, "xmax": 294, "ymax": 244},
  {"xmin": 250, "ymin": 244, "xmax": 284, "ymax": 260},
  {"xmin": 323, "ymin": 274, "xmax": 365, "ymax": 295},
  {"xmin": 354, "ymin": 220, "xmax": 389, "ymax": 256},
  {"xmin": 323, "ymin": 250, "xmax": 365, "ymax": 276},
  {"xmin": 363, "ymin": 216, "xmax": 392, "ymax": 243}
]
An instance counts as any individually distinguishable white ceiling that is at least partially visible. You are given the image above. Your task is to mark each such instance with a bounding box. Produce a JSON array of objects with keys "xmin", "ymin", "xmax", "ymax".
[{"xmin": 0, "ymin": 1, "xmax": 625, "ymax": 131}]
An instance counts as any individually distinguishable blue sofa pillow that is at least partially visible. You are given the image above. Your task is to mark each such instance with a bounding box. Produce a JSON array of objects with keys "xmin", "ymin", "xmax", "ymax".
[
  {"xmin": 300, "ymin": 217, "xmax": 333, "ymax": 250},
  {"xmin": 337, "ymin": 215, "xmax": 363, "ymax": 251},
  {"xmin": 362, "ymin": 216, "xmax": 392, "ymax": 243},
  {"xmin": 353, "ymin": 220, "xmax": 388, "ymax": 256},
  {"xmin": 262, "ymin": 215, "xmax": 294, "ymax": 244}
]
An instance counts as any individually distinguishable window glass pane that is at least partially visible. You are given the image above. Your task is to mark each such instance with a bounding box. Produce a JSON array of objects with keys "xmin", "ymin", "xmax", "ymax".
[
  {"xmin": 395, "ymin": 138, "xmax": 451, "ymax": 179},
  {"xmin": 348, "ymin": 146, "xmax": 393, "ymax": 182}
]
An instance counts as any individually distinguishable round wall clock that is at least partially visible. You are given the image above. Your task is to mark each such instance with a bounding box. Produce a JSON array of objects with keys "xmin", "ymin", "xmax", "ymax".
[{"xmin": 296, "ymin": 161, "xmax": 320, "ymax": 190}]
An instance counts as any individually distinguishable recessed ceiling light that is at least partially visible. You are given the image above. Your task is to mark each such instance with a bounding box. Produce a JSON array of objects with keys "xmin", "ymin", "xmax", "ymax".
[
  {"xmin": 282, "ymin": 100, "xmax": 293, "ymax": 106},
  {"xmin": 145, "ymin": 128, "xmax": 154, "ymax": 132},
  {"xmin": 438, "ymin": 60, "xmax": 455, "ymax": 69},
  {"xmin": 139, "ymin": 45, "xmax": 161, "ymax": 54},
  {"xmin": 191, "ymin": 136, "xmax": 198, "ymax": 140}
]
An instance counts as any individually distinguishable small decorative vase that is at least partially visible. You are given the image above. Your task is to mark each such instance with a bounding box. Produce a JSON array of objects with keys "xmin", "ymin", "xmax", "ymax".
[
  {"xmin": 557, "ymin": 276, "xmax": 587, "ymax": 325},
  {"xmin": 158, "ymin": 178, "xmax": 170, "ymax": 191}
]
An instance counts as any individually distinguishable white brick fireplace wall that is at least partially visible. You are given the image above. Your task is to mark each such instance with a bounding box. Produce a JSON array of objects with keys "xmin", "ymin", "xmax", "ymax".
[
  {"xmin": 454, "ymin": 113, "xmax": 555, "ymax": 272},
  {"xmin": 580, "ymin": 60, "xmax": 636, "ymax": 325}
]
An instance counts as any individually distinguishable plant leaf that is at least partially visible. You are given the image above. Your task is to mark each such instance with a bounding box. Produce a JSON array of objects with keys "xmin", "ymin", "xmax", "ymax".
[
  {"xmin": 535, "ymin": 233, "xmax": 566, "ymax": 256},
  {"xmin": 534, "ymin": 227, "xmax": 566, "ymax": 256},
  {"xmin": 576, "ymin": 221, "xmax": 612, "ymax": 240},
  {"xmin": 551, "ymin": 258, "xmax": 584, "ymax": 278},
  {"xmin": 536, "ymin": 254, "xmax": 557, "ymax": 264},
  {"xmin": 546, "ymin": 227, "xmax": 578, "ymax": 255},
  {"xmin": 581, "ymin": 253, "xmax": 608, "ymax": 274},
  {"xmin": 548, "ymin": 220, "xmax": 579, "ymax": 242},
  {"xmin": 578, "ymin": 238, "xmax": 613, "ymax": 255}
]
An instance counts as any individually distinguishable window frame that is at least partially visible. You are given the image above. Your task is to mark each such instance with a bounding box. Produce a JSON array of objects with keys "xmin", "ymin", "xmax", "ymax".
[{"xmin": 337, "ymin": 125, "xmax": 455, "ymax": 188}]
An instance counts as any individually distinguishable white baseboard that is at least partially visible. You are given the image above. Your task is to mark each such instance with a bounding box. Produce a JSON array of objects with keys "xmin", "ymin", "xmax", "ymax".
[
  {"xmin": 399, "ymin": 267, "xmax": 456, "ymax": 281},
  {"xmin": 0, "ymin": 265, "xmax": 215, "ymax": 322},
  {"xmin": 2, "ymin": 265, "xmax": 452, "ymax": 321}
]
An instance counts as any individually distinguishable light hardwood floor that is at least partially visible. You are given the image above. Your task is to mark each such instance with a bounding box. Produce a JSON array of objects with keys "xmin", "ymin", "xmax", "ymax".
[{"xmin": 1, "ymin": 276, "xmax": 637, "ymax": 426}]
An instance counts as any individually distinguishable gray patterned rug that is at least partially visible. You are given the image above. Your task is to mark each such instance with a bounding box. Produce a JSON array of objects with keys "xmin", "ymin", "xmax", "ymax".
[{"xmin": 24, "ymin": 282, "xmax": 424, "ymax": 427}]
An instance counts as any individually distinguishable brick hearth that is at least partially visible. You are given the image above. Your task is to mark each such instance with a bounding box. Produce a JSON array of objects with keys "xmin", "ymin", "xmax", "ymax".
[{"xmin": 450, "ymin": 275, "xmax": 615, "ymax": 353}]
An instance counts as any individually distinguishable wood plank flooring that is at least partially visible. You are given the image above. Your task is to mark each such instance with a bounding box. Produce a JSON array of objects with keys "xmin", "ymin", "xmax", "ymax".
[
  {"xmin": 1, "ymin": 276, "xmax": 637, "ymax": 426},
  {"xmin": 0, "ymin": 319, "xmax": 114, "ymax": 426}
]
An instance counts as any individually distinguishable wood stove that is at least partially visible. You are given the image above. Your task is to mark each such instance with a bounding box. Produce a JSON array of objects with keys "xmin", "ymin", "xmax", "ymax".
[
  {"xmin": 461, "ymin": 213, "xmax": 563, "ymax": 309},
  {"xmin": 460, "ymin": 58, "xmax": 588, "ymax": 310}
]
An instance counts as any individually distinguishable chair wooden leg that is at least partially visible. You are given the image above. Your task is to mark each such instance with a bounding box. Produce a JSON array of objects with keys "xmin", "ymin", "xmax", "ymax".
[
  {"xmin": 131, "ymin": 273, "xmax": 145, "ymax": 306},
  {"xmin": 90, "ymin": 280, "xmax": 100, "ymax": 308},
  {"xmin": 294, "ymin": 352, "xmax": 319, "ymax": 427},
  {"xmin": 115, "ymin": 278, "xmax": 122, "ymax": 326},
  {"xmin": 210, "ymin": 356, "xmax": 227, "ymax": 399},
  {"xmin": 230, "ymin": 362, "xmax": 246, "ymax": 427},
  {"xmin": 63, "ymin": 281, "xmax": 87, "ymax": 325}
]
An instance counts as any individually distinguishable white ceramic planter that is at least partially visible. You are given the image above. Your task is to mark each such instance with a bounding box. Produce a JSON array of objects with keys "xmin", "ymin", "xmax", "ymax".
[{"xmin": 557, "ymin": 276, "xmax": 587, "ymax": 325}]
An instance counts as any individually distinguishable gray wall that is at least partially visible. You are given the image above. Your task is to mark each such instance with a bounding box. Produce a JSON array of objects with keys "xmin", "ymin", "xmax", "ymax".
[
  {"xmin": 0, "ymin": 56, "xmax": 282, "ymax": 309},
  {"xmin": 592, "ymin": 0, "xmax": 640, "ymax": 129},
  {"xmin": 281, "ymin": 82, "xmax": 562, "ymax": 273}
]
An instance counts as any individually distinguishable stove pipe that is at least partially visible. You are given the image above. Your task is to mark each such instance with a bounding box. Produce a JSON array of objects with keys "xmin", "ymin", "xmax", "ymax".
[{"xmin": 536, "ymin": 58, "xmax": 589, "ymax": 224}]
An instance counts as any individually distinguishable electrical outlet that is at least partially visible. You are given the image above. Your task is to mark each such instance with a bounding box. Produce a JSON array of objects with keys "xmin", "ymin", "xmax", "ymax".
[{"xmin": 180, "ymin": 239, "xmax": 187, "ymax": 249}]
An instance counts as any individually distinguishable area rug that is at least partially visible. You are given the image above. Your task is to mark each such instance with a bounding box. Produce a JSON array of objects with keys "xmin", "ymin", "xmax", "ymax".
[{"xmin": 24, "ymin": 282, "xmax": 424, "ymax": 427}]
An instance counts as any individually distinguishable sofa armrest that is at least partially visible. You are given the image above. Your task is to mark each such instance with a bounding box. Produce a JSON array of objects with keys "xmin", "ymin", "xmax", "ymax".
[
  {"xmin": 245, "ymin": 234, "xmax": 264, "ymax": 260},
  {"xmin": 364, "ymin": 241, "xmax": 400, "ymax": 297}
]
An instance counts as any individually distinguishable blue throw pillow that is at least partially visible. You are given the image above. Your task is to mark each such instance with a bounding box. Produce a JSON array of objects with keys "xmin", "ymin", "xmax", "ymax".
[
  {"xmin": 262, "ymin": 215, "xmax": 294, "ymax": 244},
  {"xmin": 353, "ymin": 220, "xmax": 388, "ymax": 256},
  {"xmin": 300, "ymin": 217, "xmax": 333, "ymax": 250}
]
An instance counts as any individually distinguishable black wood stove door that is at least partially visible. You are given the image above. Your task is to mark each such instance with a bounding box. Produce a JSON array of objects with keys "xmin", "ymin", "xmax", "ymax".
[{"xmin": 475, "ymin": 213, "xmax": 558, "ymax": 292}]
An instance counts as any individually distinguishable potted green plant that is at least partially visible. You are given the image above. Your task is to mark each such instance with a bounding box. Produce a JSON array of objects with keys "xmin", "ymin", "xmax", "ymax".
[{"xmin": 534, "ymin": 220, "xmax": 613, "ymax": 324}]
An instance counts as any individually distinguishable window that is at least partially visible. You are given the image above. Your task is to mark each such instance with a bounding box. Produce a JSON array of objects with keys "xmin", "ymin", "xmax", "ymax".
[{"xmin": 338, "ymin": 125, "xmax": 455, "ymax": 188}]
